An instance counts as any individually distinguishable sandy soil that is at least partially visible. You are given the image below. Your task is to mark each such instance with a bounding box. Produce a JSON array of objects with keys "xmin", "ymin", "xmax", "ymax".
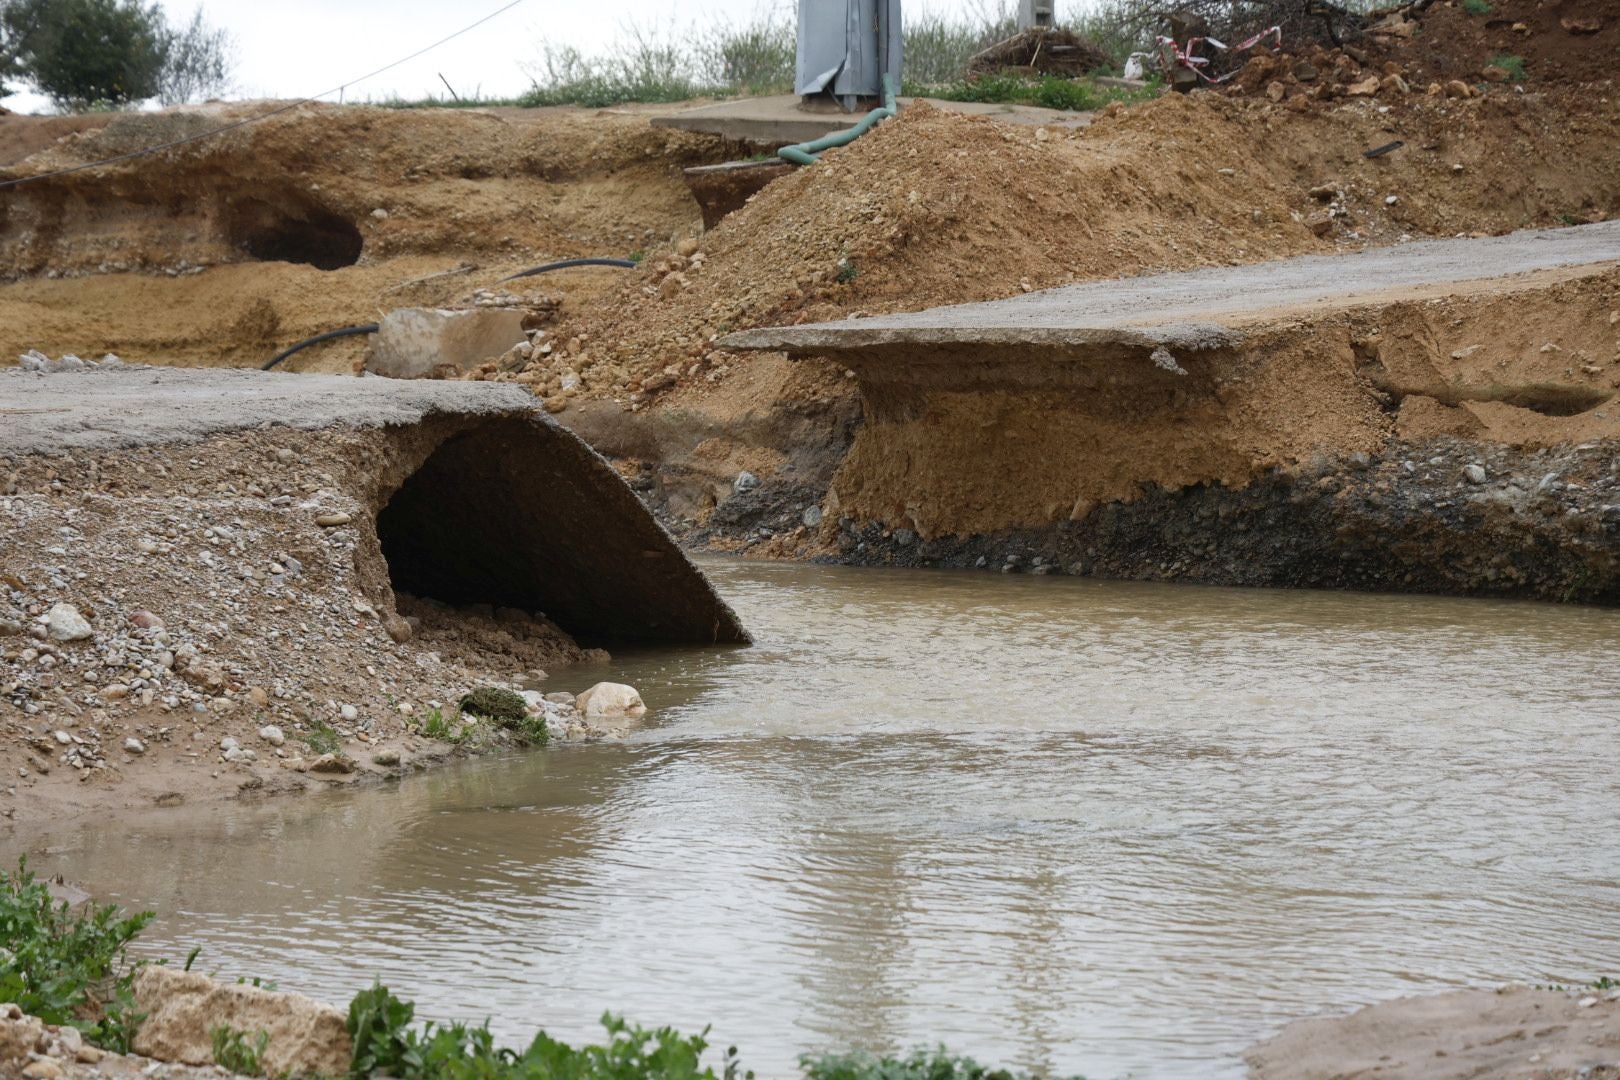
[{"xmin": 1247, "ymin": 985, "xmax": 1620, "ymax": 1079}]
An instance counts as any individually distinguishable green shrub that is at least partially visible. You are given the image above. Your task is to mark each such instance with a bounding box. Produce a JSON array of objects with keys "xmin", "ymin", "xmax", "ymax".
[
  {"xmin": 211, "ymin": 1024, "xmax": 270, "ymax": 1076},
  {"xmin": 347, "ymin": 983, "xmax": 751, "ymax": 1079},
  {"xmin": 0, "ymin": 858, "xmax": 154, "ymax": 1052},
  {"xmin": 458, "ymin": 686, "xmax": 528, "ymax": 723},
  {"xmin": 1462, "ymin": 0, "xmax": 1492, "ymax": 13},
  {"xmin": 803, "ymin": 1047, "xmax": 1085, "ymax": 1080}
]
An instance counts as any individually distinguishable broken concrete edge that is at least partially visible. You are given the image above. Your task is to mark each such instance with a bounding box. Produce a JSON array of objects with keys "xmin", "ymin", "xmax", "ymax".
[
  {"xmin": 132, "ymin": 966, "xmax": 351, "ymax": 1078},
  {"xmin": 717, "ymin": 322, "xmax": 1241, "ymax": 356},
  {"xmin": 0, "ymin": 366, "xmax": 540, "ymax": 458},
  {"xmin": 717, "ymin": 221, "xmax": 1620, "ymax": 355},
  {"xmin": 0, "ymin": 366, "xmax": 750, "ymax": 647}
]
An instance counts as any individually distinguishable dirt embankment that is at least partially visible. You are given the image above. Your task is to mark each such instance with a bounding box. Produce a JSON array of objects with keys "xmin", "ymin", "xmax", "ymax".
[
  {"xmin": 0, "ymin": 367, "xmax": 742, "ymax": 832},
  {"xmin": 0, "ymin": 101, "xmax": 735, "ymax": 369}
]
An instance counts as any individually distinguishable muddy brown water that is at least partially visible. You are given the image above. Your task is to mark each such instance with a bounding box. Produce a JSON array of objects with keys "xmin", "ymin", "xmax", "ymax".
[{"xmin": 18, "ymin": 562, "xmax": 1620, "ymax": 1078}]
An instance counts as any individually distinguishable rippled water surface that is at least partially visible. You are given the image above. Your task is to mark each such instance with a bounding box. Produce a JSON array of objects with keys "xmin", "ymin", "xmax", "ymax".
[{"xmin": 20, "ymin": 562, "xmax": 1620, "ymax": 1078}]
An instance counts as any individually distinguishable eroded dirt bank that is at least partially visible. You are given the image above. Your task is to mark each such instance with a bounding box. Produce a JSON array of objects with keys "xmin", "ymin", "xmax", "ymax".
[{"xmin": 0, "ymin": 367, "xmax": 742, "ymax": 831}]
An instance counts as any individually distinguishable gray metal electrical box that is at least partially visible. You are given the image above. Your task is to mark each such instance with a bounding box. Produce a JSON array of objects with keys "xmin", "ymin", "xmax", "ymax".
[
  {"xmin": 795, "ymin": 0, "xmax": 902, "ymax": 109},
  {"xmin": 1017, "ymin": 0, "xmax": 1054, "ymax": 29}
]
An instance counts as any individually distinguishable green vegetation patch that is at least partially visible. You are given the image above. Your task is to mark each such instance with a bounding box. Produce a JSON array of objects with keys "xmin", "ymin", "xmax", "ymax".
[{"xmin": 0, "ymin": 859, "xmax": 153, "ymax": 1052}]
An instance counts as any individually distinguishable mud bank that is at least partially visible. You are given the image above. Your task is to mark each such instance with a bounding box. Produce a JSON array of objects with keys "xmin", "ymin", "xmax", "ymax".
[
  {"xmin": 0, "ymin": 367, "xmax": 743, "ymax": 829},
  {"xmin": 1247, "ymin": 986, "xmax": 1620, "ymax": 1080}
]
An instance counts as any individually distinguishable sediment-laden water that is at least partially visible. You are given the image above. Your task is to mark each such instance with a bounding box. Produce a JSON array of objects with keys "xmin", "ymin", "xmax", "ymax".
[{"xmin": 22, "ymin": 562, "xmax": 1620, "ymax": 1078}]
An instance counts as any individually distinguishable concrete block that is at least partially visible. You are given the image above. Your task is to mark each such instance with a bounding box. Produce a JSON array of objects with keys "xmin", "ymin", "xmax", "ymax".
[{"xmin": 367, "ymin": 307, "xmax": 526, "ymax": 379}]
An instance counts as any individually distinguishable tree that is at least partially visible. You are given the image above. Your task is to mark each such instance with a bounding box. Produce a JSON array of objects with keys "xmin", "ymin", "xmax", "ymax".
[
  {"xmin": 156, "ymin": 6, "xmax": 233, "ymax": 105},
  {"xmin": 0, "ymin": 0, "xmax": 47, "ymax": 98},
  {"xmin": 7, "ymin": 0, "xmax": 168, "ymax": 108}
]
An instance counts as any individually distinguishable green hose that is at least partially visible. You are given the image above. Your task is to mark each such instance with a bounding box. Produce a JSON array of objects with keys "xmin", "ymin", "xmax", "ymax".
[{"xmin": 779, "ymin": 74, "xmax": 899, "ymax": 165}]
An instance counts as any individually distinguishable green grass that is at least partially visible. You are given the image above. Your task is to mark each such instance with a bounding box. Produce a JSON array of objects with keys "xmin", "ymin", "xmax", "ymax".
[
  {"xmin": 301, "ymin": 720, "xmax": 342, "ymax": 756},
  {"xmin": 1488, "ymin": 53, "xmax": 1526, "ymax": 80},
  {"xmin": 211, "ymin": 1024, "xmax": 270, "ymax": 1076},
  {"xmin": 375, "ymin": 9, "xmax": 1160, "ymax": 112},
  {"xmin": 0, "ymin": 859, "xmax": 153, "ymax": 1053},
  {"xmin": 905, "ymin": 72, "xmax": 1159, "ymax": 111},
  {"xmin": 1462, "ymin": 0, "xmax": 1492, "ymax": 13}
]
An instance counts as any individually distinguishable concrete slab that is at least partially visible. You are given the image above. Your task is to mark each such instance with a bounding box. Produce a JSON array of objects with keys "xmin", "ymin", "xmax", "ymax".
[
  {"xmin": 651, "ymin": 93, "xmax": 1092, "ymax": 145},
  {"xmin": 719, "ymin": 221, "xmax": 1620, "ymax": 356}
]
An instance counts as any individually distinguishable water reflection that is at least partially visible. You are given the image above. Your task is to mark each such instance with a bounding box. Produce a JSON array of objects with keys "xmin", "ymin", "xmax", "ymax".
[{"xmin": 13, "ymin": 562, "xmax": 1620, "ymax": 1078}]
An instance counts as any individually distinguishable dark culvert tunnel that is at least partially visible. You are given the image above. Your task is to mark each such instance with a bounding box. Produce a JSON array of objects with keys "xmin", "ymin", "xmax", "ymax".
[
  {"xmin": 226, "ymin": 196, "xmax": 363, "ymax": 270},
  {"xmin": 376, "ymin": 418, "xmax": 749, "ymax": 648}
]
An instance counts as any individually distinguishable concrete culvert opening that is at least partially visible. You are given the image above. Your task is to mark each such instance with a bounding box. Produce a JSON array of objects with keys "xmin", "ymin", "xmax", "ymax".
[
  {"xmin": 227, "ymin": 197, "xmax": 362, "ymax": 270},
  {"xmin": 377, "ymin": 418, "xmax": 750, "ymax": 648}
]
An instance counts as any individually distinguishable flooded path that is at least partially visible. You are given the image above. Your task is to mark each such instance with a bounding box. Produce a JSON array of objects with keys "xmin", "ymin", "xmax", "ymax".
[{"xmin": 17, "ymin": 563, "xmax": 1620, "ymax": 1078}]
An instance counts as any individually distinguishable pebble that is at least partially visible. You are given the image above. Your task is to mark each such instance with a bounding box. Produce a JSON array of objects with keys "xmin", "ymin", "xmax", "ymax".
[
  {"xmin": 53, "ymin": 730, "xmax": 72, "ymax": 745},
  {"xmin": 372, "ymin": 749, "xmax": 401, "ymax": 766},
  {"xmin": 258, "ymin": 725, "xmax": 285, "ymax": 746},
  {"xmin": 219, "ymin": 736, "xmax": 239, "ymax": 752},
  {"xmin": 733, "ymin": 471, "xmax": 759, "ymax": 494},
  {"xmin": 44, "ymin": 603, "xmax": 93, "ymax": 642},
  {"xmin": 340, "ymin": 704, "xmax": 359, "ymax": 722},
  {"xmin": 315, "ymin": 512, "xmax": 352, "ymax": 527},
  {"xmin": 124, "ymin": 737, "xmax": 146, "ymax": 755},
  {"xmin": 1463, "ymin": 464, "xmax": 1488, "ymax": 484}
]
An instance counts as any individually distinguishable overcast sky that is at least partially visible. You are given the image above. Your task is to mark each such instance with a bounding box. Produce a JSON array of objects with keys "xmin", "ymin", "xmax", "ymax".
[{"xmin": 1, "ymin": 0, "xmax": 1049, "ymax": 112}]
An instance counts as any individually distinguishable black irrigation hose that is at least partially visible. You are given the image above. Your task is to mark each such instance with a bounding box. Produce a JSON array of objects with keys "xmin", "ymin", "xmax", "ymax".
[
  {"xmin": 497, "ymin": 257, "xmax": 638, "ymax": 283},
  {"xmin": 261, "ymin": 324, "xmax": 379, "ymax": 371}
]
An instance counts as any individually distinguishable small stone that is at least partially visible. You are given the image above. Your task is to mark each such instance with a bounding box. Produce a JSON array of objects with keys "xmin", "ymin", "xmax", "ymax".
[
  {"xmin": 22, "ymin": 1059, "xmax": 64, "ymax": 1079},
  {"xmin": 247, "ymin": 686, "xmax": 270, "ymax": 707},
  {"xmin": 733, "ymin": 470, "xmax": 759, "ymax": 494},
  {"xmin": 892, "ymin": 528, "xmax": 917, "ymax": 546},
  {"xmin": 1578, "ymin": 996, "xmax": 1598, "ymax": 1008},
  {"xmin": 99, "ymin": 683, "xmax": 131, "ymax": 701},
  {"xmin": 128, "ymin": 610, "xmax": 164, "ymax": 630},
  {"xmin": 309, "ymin": 753, "xmax": 355, "ymax": 774},
  {"xmin": 372, "ymin": 749, "xmax": 401, "ymax": 766},
  {"xmin": 53, "ymin": 730, "xmax": 73, "ymax": 745},
  {"xmin": 219, "ymin": 736, "xmax": 240, "ymax": 752},
  {"xmin": 258, "ymin": 724, "xmax": 285, "ymax": 746},
  {"xmin": 45, "ymin": 603, "xmax": 93, "ymax": 642},
  {"xmin": 370, "ymin": 207, "xmax": 390, "ymax": 220},
  {"xmin": 1463, "ymin": 464, "xmax": 1488, "ymax": 484},
  {"xmin": 383, "ymin": 615, "xmax": 412, "ymax": 643},
  {"xmin": 315, "ymin": 512, "xmax": 352, "ymax": 527},
  {"xmin": 802, "ymin": 505, "xmax": 824, "ymax": 529},
  {"xmin": 1346, "ymin": 75, "xmax": 1381, "ymax": 97},
  {"xmin": 339, "ymin": 704, "xmax": 359, "ymax": 722},
  {"xmin": 1385, "ymin": 194, "xmax": 1399, "ymax": 206},
  {"xmin": 576, "ymin": 682, "xmax": 647, "ymax": 720},
  {"xmin": 124, "ymin": 737, "xmax": 146, "ymax": 754},
  {"xmin": 1445, "ymin": 80, "xmax": 1472, "ymax": 99}
]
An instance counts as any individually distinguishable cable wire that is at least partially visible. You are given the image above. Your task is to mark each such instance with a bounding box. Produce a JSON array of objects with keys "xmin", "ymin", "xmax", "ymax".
[{"xmin": 0, "ymin": 0, "xmax": 528, "ymax": 191}]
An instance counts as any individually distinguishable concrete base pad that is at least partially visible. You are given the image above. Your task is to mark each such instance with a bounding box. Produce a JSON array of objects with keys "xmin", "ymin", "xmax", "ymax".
[{"xmin": 651, "ymin": 93, "xmax": 1093, "ymax": 145}]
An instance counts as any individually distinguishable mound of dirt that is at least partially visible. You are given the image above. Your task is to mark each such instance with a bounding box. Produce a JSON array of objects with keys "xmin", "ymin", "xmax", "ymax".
[
  {"xmin": 1228, "ymin": 0, "xmax": 1619, "ymax": 98},
  {"xmin": 503, "ymin": 87, "xmax": 1620, "ymax": 412}
]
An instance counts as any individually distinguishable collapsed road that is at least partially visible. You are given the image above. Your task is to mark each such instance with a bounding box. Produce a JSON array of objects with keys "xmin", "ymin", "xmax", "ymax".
[{"xmin": 720, "ymin": 222, "xmax": 1620, "ymax": 602}]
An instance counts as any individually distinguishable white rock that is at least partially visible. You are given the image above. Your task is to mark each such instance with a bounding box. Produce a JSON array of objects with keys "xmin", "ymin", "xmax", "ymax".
[
  {"xmin": 1463, "ymin": 463, "xmax": 1488, "ymax": 484},
  {"xmin": 53, "ymin": 730, "xmax": 72, "ymax": 745},
  {"xmin": 339, "ymin": 704, "xmax": 358, "ymax": 722},
  {"xmin": 258, "ymin": 724, "xmax": 285, "ymax": 747},
  {"xmin": 45, "ymin": 603, "xmax": 93, "ymax": 642},
  {"xmin": 124, "ymin": 737, "xmax": 146, "ymax": 755},
  {"xmin": 219, "ymin": 736, "xmax": 240, "ymax": 752},
  {"xmin": 576, "ymin": 682, "xmax": 647, "ymax": 720}
]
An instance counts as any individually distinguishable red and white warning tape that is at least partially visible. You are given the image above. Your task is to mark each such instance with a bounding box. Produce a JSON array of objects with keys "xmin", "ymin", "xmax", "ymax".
[{"xmin": 1155, "ymin": 25, "xmax": 1282, "ymax": 83}]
